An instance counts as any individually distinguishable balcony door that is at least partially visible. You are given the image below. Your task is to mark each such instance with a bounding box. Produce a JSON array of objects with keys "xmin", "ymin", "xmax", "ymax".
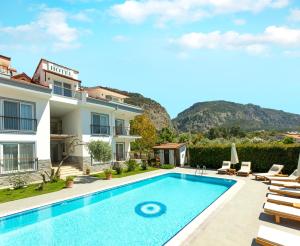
[
  {"xmin": 3, "ymin": 100, "xmax": 34, "ymax": 131},
  {"xmin": 116, "ymin": 142, "xmax": 125, "ymax": 161},
  {"xmin": 115, "ymin": 119, "xmax": 125, "ymax": 135}
]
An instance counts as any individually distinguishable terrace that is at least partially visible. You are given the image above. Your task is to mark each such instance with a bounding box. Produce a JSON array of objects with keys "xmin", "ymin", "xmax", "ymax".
[{"xmin": 0, "ymin": 168, "xmax": 299, "ymax": 245}]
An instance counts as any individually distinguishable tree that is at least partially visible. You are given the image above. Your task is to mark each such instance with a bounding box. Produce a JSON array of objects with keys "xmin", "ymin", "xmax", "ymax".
[
  {"xmin": 87, "ymin": 141, "xmax": 112, "ymax": 162},
  {"xmin": 130, "ymin": 114, "xmax": 157, "ymax": 155},
  {"xmin": 157, "ymin": 127, "xmax": 176, "ymax": 144}
]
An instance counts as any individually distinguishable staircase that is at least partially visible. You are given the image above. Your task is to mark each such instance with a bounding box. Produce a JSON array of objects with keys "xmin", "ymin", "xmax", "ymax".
[{"xmin": 53, "ymin": 164, "xmax": 83, "ymax": 178}]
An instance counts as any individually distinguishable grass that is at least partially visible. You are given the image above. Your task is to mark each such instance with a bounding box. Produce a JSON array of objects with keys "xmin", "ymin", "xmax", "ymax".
[
  {"xmin": 92, "ymin": 167, "xmax": 159, "ymax": 179},
  {"xmin": 0, "ymin": 180, "xmax": 66, "ymax": 204}
]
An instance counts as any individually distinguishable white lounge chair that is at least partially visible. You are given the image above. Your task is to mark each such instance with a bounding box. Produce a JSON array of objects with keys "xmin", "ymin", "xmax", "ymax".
[
  {"xmin": 271, "ymin": 180, "xmax": 300, "ymax": 188},
  {"xmin": 268, "ymin": 185, "xmax": 300, "ymax": 197},
  {"xmin": 267, "ymin": 169, "xmax": 300, "ymax": 183},
  {"xmin": 237, "ymin": 162, "xmax": 251, "ymax": 176},
  {"xmin": 264, "ymin": 202, "xmax": 300, "ymax": 223},
  {"xmin": 267, "ymin": 193, "xmax": 300, "ymax": 206},
  {"xmin": 217, "ymin": 161, "xmax": 231, "ymax": 174},
  {"xmin": 253, "ymin": 164, "xmax": 284, "ymax": 180},
  {"xmin": 256, "ymin": 225, "xmax": 300, "ymax": 246}
]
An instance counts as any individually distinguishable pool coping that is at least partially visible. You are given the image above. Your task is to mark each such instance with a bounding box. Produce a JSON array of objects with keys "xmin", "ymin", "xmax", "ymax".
[{"xmin": 0, "ymin": 169, "xmax": 244, "ymax": 245}]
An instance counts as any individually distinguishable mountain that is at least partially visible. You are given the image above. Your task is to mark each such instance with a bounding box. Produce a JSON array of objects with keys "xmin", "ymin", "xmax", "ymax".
[
  {"xmin": 172, "ymin": 100, "xmax": 300, "ymax": 132},
  {"xmin": 102, "ymin": 87, "xmax": 172, "ymax": 130}
]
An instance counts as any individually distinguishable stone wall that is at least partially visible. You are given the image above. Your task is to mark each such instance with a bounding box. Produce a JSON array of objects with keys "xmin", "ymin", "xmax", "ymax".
[{"xmin": 0, "ymin": 159, "xmax": 52, "ymax": 188}]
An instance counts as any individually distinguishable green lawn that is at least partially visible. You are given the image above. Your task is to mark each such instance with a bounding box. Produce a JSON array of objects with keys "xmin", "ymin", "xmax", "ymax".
[
  {"xmin": 92, "ymin": 167, "xmax": 159, "ymax": 179},
  {"xmin": 0, "ymin": 180, "xmax": 66, "ymax": 204}
]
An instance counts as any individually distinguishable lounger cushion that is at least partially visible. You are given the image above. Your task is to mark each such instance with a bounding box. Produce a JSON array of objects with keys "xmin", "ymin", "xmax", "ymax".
[
  {"xmin": 267, "ymin": 194, "xmax": 300, "ymax": 206},
  {"xmin": 257, "ymin": 225, "xmax": 300, "ymax": 246},
  {"xmin": 264, "ymin": 202, "xmax": 300, "ymax": 218},
  {"xmin": 269, "ymin": 186, "xmax": 300, "ymax": 196},
  {"xmin": 271, "ymin": 181, "xmax": 300, "ymax": 187}
]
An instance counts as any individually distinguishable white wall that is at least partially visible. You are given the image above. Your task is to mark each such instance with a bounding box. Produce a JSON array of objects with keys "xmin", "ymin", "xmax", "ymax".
[{"xmin": 0, "ymin": 84, "xmax": 51, "ymax": 160}]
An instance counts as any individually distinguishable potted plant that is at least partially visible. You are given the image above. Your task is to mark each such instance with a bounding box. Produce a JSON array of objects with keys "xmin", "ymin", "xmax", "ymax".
[
  {"xmin": 86, "ymin": 167, "xmax": 91, "ymax": 175},
  {"xmin": 104, "ymin": 168, "xmax": 113, "ymax": 180},
  {"xmin": 65, "ymin": 176, "xmax": 74, "ymax": 188}
]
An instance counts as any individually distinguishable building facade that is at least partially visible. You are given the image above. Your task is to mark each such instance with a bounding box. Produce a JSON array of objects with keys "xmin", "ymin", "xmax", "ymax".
[{"xmin": 0, "ymin": 56, "xmax": 142, "ymax": 186}]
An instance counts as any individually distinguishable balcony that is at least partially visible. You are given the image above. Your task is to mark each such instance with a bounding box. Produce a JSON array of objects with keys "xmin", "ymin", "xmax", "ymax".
[
  {"xmin": 0, "ymin": 116, "xmax": 37, "ymax": 133},
  {"xmin": 52, "ymin": 85, "xmax": 82, "ymax": 100},
  {"xmin": 114, "ymin": 126, "xmax": 130, "ymax": 136},
  {"xmin": 0, "ymin": 158, "xmax": 38, "ymax": 174},
  {"xmin": 91, "ymin": 125, "xmax": 111, "ymax": 136},
  {"xmin": 114, "ymin": 152, "xmax": 130, "ymax": 162}
]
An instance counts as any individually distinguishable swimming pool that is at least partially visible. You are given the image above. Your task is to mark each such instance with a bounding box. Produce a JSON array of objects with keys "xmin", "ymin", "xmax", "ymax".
[{"xmin": 0, "ymin": 173, "xmax": 236, "ymax": 246}]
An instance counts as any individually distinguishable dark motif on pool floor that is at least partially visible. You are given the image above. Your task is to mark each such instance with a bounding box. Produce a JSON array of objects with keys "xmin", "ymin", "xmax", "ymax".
[{"xmin": 135, "ymin": 201, "xmax": 167, "ymax": 218}]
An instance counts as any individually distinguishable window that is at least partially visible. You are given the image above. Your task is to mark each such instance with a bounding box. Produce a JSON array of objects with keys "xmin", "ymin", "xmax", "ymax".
[
  {"xmin": 2, "ymin": 100, "xmax": 34, "ymax": 131},
  {"xmin": 91, "ymin": 113, "xmax": 110, "ymax": 135},
  {"xmin": 1, "ymin": 143, "xmax": 36, "ymax": 173},
  {"xmin": 53, "ymin": 81, "xmax": 73, "ymax": 97}
]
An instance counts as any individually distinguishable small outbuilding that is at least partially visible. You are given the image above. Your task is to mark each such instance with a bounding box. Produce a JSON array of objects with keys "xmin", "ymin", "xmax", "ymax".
[{"xmin": 153, "ymin": 143, "xmax": 187, "ymax": 167}]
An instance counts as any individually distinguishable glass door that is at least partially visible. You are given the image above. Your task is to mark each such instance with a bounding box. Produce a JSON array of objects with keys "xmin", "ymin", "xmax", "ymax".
[
  {"xmin": 3, "ymin": 144, "xmax": 18, "ymax": 172},
  {"xmin": 116, "ymin": 143, "xmax": 125, "ymax": 161},
  {"xmin": 4, "ymin": 101, "xmax": 19, "ymax": 130},
  {"xmin": 115, "ymin": 119, "xmax": 125, "ymax": 135}
]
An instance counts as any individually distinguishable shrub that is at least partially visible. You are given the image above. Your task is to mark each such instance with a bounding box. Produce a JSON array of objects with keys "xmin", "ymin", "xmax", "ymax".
[
  {"xmin": 87, "ymin": 141, "xmax": 112, "ymax": 163},
  {"xmin": 104, "ymin": 168, "xmax": 113, "ymax": 175},
  {"xmin": 8, "ymin": 173, "xmax": 30, "ymax": 189},
  {"xmin": 126, "ymin": 159, "xmax": 139, "ymax": 172},
  {"xmin": 188, "ymin": 144, "xmax": 300, "ymax": 174},
  {"xmin": 282, "ymin": 137, "xmax": 296, "ymax": 144},
  {"xmin": 66, "ymin": 176, "xmax": 74, "ymax": 182},
  {"xmin": 161, "ymin": 164, "xmax": 175, "ymax": 169},
  {"xmin": 141, "ymin": 160, "xmax": 148, "ymax": 170},
  {"xmin": 115, "ymin": 166, "xmax": 124, "ymax": 174}
]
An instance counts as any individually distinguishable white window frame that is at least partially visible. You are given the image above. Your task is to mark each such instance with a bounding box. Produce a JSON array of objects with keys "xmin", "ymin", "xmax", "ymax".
[{"xmin": 0, "ymin": 142, "xmax": 37, "ymax": 174}]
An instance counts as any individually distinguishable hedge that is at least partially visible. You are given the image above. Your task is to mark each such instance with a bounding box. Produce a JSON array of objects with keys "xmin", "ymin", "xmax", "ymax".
[{"xmin": 188, "ymin": 144, "xmax": 300, "ymax": 174}]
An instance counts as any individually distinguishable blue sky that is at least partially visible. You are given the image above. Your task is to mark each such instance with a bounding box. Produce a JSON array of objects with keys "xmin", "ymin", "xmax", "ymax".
[{"xmin": 1, "ymin": 0, "xmax": 300, "ymax": 118}]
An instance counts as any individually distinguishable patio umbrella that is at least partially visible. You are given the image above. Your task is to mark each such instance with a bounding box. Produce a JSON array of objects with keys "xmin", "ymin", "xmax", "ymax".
[
  {"xmin": 231, "ymin": 143, "xmax": 239, "ymax": 167},
  {"xmin": 297, "ymin": 153, "xmax": 300, "ymax": 176}
]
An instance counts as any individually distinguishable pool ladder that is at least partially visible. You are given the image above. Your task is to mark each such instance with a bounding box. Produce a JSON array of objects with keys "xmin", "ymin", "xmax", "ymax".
[{"xmin": 195, "ymin": 165, "xmax": 206, "ymax": 176}]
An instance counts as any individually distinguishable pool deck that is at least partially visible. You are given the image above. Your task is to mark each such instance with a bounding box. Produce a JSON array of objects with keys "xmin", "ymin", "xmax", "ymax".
[{"xmin": 0, "ymin": 168, "xmax": 299, "ymax": 245}]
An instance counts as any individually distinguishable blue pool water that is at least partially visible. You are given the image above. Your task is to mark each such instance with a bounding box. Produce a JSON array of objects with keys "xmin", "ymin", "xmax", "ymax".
[{"xmin": 0, "ymin": 173, "xmax": 236, "ymax": 246}]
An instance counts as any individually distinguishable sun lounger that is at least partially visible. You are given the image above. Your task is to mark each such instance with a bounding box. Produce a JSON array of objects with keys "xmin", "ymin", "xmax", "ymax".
[
  {"xmin": 264, "ymin": 202, "xmax": 300, "ymax": 223},
  {"xmin": 256, "ymin": 225, "xmax": 300, "ymax": 246},
  {"xmin": 268, "ymin": 186, "xmax": 300, "ymax": 197},
  {"xmin": 267, "ymin": 169, "xmax": 300, "ymax": 183},
  {"xmin": 271, "ymin": 180, "xmax": 300, "ymax": 188},
  {"xmin": 253, "ymin": 164, "xmax": 284, "ymax": 180},
  {"xmin": 217, "ymin": 161, "xmax": 231, "ymax": 174},
  {"xmin": 267, "ymin": 193, "xmax": 300, "ymax": 206},
  {"xmin": 237, "ymin": 162, "xmax": 251, "ymax": 176}
]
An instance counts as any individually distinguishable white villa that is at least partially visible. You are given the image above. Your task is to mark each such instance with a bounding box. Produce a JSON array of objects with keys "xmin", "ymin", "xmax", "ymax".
[{"xmin": 0, "ymin": 55, "xmax": 142, "ymax": 186}]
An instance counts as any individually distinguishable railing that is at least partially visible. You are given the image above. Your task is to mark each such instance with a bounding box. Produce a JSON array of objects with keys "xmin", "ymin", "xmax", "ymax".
[
  {"xmin": 114, "ymin": 152, "xmax": 130, "ymax": 162},
  {"xmin": 0, "ymin": 116, "xmax": 37, "ymax": 132},
  {"xmin": 52, "ymin": 86, "xmax": 82, "ymax": 100},
  {"xmin": 114, "ymin": 126, "xmax": 131, "ymax": 136},
  {"xmin": 0, "ymin": 158, "xmax": 38, "ymax": 174},
  {"xmin": 90, "ymin": 125, "xmax": 111, "ymax": 135}
]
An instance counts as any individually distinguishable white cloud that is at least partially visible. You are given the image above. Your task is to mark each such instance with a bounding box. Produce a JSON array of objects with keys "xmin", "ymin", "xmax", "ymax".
[
  {"xmin": 283, "ymin": 50, "xmax": 300, "ymax": 57},
  {"xmin": 0, "ymin": 8, "xmax": 81, "ymax": 51},
  {"xmin": 111, "ymin": 0, "xmax": 289, "ymax": 25},
  {"xmin": 288, "ymin": 8, "xmax": 300, "ymax": 22},
  {"xmin": 169, "ymin": 26, "xmax": 300, "ymax": 55},
  {"xmin": 112, "ymin": 35, "xmax": 130, "ymax": 42},
  {"xmin": 233, "ymin": 19, "xmax": 246, "ymax": 26}
]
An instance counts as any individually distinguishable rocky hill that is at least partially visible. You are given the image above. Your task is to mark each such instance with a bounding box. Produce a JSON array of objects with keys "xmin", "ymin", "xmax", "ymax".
[
  {"xmin": 102, "ymin": 87, "xmax": 172, "ymax": 130},
  {"xmin": 172, "ymin": 100, "xmax": 300, "ymax": 132}
]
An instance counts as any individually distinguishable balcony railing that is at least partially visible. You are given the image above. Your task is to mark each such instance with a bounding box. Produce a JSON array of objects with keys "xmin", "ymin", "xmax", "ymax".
[
  {"xmin": 114, "ymin": 126, "xmax": 131, "ymax": 136},
  {"xmin": 0, "ymin": 158, "xmax": 38, "ymax": 174},
  {"xmin": 114, "ymin": 152, "xmax": 130, "ymax": 162},
  {"xmin": 91, "ymin": 125, "xmax": 111, "ymax": 135},
  {"xmin": 0, "ymin": 116, "xmax": 37, "ymax": 132},
  {"xmin": 0, "ymin": 65, "xmax": 10, "ymax": 76},
  {"xmin": 52, "ymin": 86, "xmax": 82, "ymax": 100}
]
